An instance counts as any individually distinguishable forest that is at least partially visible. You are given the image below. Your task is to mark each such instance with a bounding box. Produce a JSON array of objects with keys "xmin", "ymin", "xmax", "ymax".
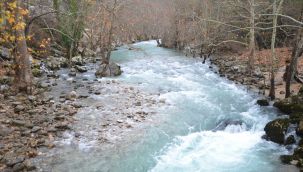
[{"xmin": 1, "ymin": 0, "xmax": 303, "ymax": 171}]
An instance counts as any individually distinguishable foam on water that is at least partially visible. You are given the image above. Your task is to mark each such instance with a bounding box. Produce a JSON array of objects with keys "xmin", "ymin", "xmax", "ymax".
[{"xmin": 150, "ymin": 131, "xmax": 264, "ymax": 172}]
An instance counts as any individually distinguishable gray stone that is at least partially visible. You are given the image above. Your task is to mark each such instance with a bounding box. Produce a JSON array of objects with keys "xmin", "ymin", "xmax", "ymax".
[
  {"xmin": 4, "ymin": 155, "xmax": 25, "ymax": 167},
  {"xmin": 14, "ymin": 105, "xmax": 25, "ymax": 113},
  {"xmin": 75, "ymin": 65, "xmax": 88, "ymax": 73},
  {"xmin": 11, "ymin": 120, "xmax": 26, "ymax": 127},
  {"xmin": 66, "ymin": 91, "xmax": 77, "ymax": 101},
  {"xmin": 0, "ymin": 126, "xmax": 13, "ymax": 136},
  {"xmin": 12, "ymin": 162, "xmax": 25, "ymax": 172},
  {"xmin": 69, "ymin": 68, "xmax": 77, "ymax": 77},
  {"xmin": 46, "ymin": 56, "xmax": 61, "ymax": 70},
  {"xmin": 0, "ymin": 46, "xmax": 11, "ymax": 60},
  {"xmin": 31, "ymin": 126, "xmax": 41, "ymax": 133},
  {"xmin": 72, "ymin": 56, "xmax": 84, "ymax": 66}
]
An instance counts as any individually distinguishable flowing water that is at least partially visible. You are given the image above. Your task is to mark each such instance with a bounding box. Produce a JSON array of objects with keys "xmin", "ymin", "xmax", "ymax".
[{"xmin": 43, "ymin": 41, "xmax": 298, "ymax": 172}]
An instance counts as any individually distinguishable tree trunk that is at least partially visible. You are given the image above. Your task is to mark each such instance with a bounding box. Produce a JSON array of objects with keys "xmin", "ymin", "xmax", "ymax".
[
  {"xmin": 247, "ymin": 0, "xmax": 255, "ymax": 74},
  {"xmin": 285, "ymin": 28, "xmax": 303, "ymax": 98},
  {"xmin": 14, "ymin": 0, "xmax": 32, "ymax": 94},
  {"xmin": 269, "ymin": 0, "xmax": 284, "ymax": 100},
  {"xmin": 102, "ymin": 1, "xmax": 116, "ymax": 65}
]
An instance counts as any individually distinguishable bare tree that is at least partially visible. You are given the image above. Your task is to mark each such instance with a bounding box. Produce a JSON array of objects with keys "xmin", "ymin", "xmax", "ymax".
[
  {"xmin": 14, "ymin": 0, "xmax": 32, "ymax": 93},
  {"xmin": 269, "ymin": 0, "xmax": 284, "ymax": 100}
]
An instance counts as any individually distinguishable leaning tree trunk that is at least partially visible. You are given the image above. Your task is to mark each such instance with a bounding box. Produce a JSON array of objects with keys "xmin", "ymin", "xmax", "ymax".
[
  {"xmin": 285, "ymin": 28, "xmax": 303, "ymax": 98},
  {"xmin": 14, "ymin": 0, "xmax": 32, "ymax": 94}
]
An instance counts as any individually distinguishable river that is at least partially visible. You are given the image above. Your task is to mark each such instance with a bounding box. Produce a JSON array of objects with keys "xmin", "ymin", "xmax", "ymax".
[{"xmin": 38, "ymin": 41, "xmax": 298, "ymax": 172}]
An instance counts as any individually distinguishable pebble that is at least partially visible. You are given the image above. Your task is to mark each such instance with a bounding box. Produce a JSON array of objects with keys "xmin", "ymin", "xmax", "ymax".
[{"xmin": 31, "ymin": 126, "xmax": 41, "ymax": 133}]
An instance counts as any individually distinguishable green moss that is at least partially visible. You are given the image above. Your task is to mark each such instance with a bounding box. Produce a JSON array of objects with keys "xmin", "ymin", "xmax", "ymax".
[
  {"xmin": 273, "ymin": 100, "xmax": 293, "ymax": 114},
  {"xmin": 289, "ymin": 113, "xmax": 303, "ymax": 124},
  {"xmin": 32, "ymin": 68, "xmax": 42, "ymax": 77},
  {"xmin": 292, "ymin": 104, "xmax": 303, "ymax": 113}
]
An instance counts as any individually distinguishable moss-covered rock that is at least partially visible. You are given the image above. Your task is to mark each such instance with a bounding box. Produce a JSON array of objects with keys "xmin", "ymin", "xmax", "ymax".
[
  {"xmin": 32, "ymin": 68, "xmax": 43, "ymax": 77},
  {"xmin": 264, "ymin": 118, "xmax": 290, "ymax": 144},
  {"xmin": 293, "ymin": 147, "xmax": 303, "ymax": 160},
  {"xmin": 280, "ymin": 155, "xmax": 293, "ymax": 164},
  {"xmin": 0, "ymin": 76, "xmax": 13, "ymax": 85},
  {"xmin": 273, "ymin": 98, "xmax": 293, "ymax": 114},
  {"xmin": 292, "ymin": 104, "xmax": 303, "ymax": 113},
  {"xmin": 289, "ymin": 113, "xmax": 303, "ymax": 124},
  {"xmin": 274, "ymin": 96, "xmax": 303, "ymax": 114}
]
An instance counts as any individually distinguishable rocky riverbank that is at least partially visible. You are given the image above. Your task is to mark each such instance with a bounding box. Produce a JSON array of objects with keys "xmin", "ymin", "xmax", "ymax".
[
  {"xmin": 207, "ymin": 53, "xmax": 303, "ymax": 169},
  {"xmin": 0, "ymin": 47, "xmax": 165, "ymax": 171},
  {"xmin": 0, "ymin": 88, "xmax": 79, "ymax": 171}
]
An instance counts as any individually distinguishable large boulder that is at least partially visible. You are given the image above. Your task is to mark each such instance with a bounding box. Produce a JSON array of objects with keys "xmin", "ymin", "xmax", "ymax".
[
  {"xmin": 71, "ymin": 56, "xmax": 84, "ymax": 66},
  {"xmin": 95, "ymin": 63, "xmax": 122, "ymax": 77},
  {"xmin": 264, "ymin": 118, "xmax": 290, "ymax": 144}
]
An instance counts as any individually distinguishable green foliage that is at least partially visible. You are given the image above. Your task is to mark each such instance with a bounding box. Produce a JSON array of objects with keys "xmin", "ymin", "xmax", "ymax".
[{"xmin": 54, "ymin": 0, "xmax": 86, "ymax": 58}]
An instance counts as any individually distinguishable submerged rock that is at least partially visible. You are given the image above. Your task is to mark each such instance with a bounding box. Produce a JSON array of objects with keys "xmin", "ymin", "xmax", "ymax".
[
  {"xmin": 69, "ymin": 68, "xmax": 77, "ymax": 77},
  {"xmin": 264, "ymin": 118, "xmax": 289, "ymax": 144},
  {"xmin": 285, "ymin": 135, "xmax": 296, "ymax": 145},
  {"xmin": 95, "ymin": 62, "xmax": 122, "ymax": 77},
  {"xmin": 213, "ymin": 119, "xmax": 245, "ymax": 131},
  {"xmin": 256, "ymin": 99, "xmax": 269, "ymax": 106}
]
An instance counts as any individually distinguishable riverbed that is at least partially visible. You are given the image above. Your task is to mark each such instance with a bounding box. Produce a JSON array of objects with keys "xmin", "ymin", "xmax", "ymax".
[{"xmin": 35, "ymin": 41, "xmax": 298, "ymax": 172}]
